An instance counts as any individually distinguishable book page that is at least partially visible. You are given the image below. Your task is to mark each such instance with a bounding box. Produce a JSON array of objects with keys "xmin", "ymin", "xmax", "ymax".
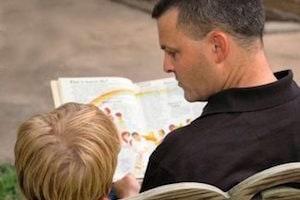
[
  {"xmin": 136, "ymin": 78, "xmax": 206, "ymax": 135},
  {"xmin": 125, "ymin": 78, "xmax": 206, "ymax": 178},
  {"xmin": 56, "ymin": 77, "xmax": 148, "ymax": 180},
  {"xmin": 50, "ymin": 80, "xmax": 62, "ymax": 108},
  {"xmin": 57, "ymin": 77, "xmax": 148, "ymax": 131},
  {"xmin": 58, "ymin": 77, "xmax": 133, "ymax": 103}
]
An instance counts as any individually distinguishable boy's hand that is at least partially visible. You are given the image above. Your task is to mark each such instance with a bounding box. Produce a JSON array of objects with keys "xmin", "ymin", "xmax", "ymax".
[{"xmin": 113, "ymin": 173, "xmax": 140, "ymax": 199}]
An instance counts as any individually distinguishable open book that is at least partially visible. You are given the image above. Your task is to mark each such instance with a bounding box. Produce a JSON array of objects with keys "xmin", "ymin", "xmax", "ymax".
[
  {"xmin": 124, "ymin": 162, "xmax": 300, "ymax": 200},
  {"xmin": 51, "ymin": 77, "xmax": 206, "ymax": 180}
]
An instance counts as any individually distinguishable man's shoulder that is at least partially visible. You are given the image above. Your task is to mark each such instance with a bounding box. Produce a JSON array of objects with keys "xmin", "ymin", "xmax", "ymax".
[
  {"xmin": 160, "ymin": 119, "xmax": 206, "ymax": 146},
  {"xmin": 150, "ymin": 118, "xmax": 216, "ymax": 162},
  {"xmin": 155, "ymin": 112, "xmax": 237, "ymax": 153}
]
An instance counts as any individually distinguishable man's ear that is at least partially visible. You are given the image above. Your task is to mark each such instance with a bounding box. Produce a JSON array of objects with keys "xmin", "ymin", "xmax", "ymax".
[{"xmin": 208, "ymin": 31, "xmax": 229, "ymax": 63}]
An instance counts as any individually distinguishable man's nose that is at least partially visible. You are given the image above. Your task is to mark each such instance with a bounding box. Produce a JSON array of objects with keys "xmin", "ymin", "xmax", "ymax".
[{"xmin": 163, "ymin": 54, "xmax": 174, "ymax": 73}]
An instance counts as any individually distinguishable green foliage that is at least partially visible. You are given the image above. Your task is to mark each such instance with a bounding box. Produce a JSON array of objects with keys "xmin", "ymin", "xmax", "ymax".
[{"xmin": 0, "ymin": 164, "xmax": 22, "ymax": 200}]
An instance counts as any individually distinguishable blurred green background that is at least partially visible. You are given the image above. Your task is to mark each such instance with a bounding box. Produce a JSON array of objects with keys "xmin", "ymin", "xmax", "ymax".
[{"xmin": 0, "ymin": 164, "xmax": 22, "ymax": 200}]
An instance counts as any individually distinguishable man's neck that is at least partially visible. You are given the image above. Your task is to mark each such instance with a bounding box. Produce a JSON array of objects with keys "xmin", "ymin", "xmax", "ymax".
[{"xmin": 223, "ymin": 48, "xmax": 277, "ymax": 89}]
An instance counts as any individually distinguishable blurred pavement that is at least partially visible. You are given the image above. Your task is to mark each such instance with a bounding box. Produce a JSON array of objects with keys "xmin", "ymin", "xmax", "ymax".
[{"xmin": 0, "ymin": 0, "xmax": 299, "ymax": 163}]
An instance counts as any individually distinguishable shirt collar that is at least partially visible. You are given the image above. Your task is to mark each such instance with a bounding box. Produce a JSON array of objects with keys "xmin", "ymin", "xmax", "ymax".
[{"xmin": 201, "ymin": 70, "xmax": 300, "ymax": 117}]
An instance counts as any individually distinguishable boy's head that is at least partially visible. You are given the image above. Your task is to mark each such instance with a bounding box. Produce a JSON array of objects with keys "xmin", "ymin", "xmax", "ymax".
[{"xmin": 15, "ymin": 102, "xmax": 120, "ymax": 200}]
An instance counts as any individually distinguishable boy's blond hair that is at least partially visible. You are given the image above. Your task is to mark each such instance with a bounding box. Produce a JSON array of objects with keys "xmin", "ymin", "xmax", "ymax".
[{"xmin": 15, "ymin": 103, "xmax": 120, "ymax": 200}]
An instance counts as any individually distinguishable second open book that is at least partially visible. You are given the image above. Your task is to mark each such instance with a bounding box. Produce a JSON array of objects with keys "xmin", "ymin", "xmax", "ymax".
[{"xmin": 51, "ymin": 77, "xmax": 206, "ymax": 180}]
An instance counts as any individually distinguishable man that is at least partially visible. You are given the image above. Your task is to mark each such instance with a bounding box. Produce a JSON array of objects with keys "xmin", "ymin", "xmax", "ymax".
[{"xmin": 140, "ymin": 0, "xmax": 300, "ymax": 192}]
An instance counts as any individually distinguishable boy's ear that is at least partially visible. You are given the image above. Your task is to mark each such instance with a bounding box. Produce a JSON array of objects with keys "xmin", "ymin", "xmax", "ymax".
[
  {"xmin": 208, "ymin": 31, "xmax": 229, "ymax": 63},
  {"xmin": 100, "ymin": 196, "xmax": 109, "ymax": 200}
]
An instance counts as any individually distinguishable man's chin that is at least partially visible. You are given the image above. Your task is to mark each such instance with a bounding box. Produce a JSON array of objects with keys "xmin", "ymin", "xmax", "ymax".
[
  {"xmin": 183, "ymin": 93, "xmax": 196, "ymax": 102},
  {"xmin": 184, "ymin": 92, "xmax": 207, "ymax": 102}
]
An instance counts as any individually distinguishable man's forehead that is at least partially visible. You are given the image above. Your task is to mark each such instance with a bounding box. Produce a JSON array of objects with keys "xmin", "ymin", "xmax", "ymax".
[
  {"xmin": 157, "ymin": 8, "xmax": 179, "ymax": 29},
  {"xmin": 157, "ymin": 9, "xmax": 181, "ymax": 48}
]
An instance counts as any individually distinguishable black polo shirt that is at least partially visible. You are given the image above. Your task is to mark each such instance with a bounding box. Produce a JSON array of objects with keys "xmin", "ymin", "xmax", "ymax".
[{"xmin": 141, "ymin": 70, "xmax": 300, "ymax": 192}]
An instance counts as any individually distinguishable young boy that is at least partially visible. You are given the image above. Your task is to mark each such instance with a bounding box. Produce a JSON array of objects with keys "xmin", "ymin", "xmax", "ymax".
[{"xmin": 15, "ymin": 103, "xmax": 127, "ymax": 200}]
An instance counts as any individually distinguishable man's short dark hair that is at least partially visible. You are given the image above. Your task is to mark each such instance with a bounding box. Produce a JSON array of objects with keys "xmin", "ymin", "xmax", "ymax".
[{"xmin": 152, "ymin": 0, "xmax": 265, "ymax": 46}]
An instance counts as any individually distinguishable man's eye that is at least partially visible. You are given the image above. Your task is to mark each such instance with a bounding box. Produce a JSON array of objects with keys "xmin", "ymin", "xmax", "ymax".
[{"xmin": 167, "ymin": 51, "xmax": 176, "ymax": 58}]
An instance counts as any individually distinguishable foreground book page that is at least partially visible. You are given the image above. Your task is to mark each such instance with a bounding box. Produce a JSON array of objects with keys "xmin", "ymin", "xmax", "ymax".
[
  {"xmin": 124, "ymin": 182, "xmax": 229, "ymax": 200},
  {"xmin": 125, "ymin": 163, "xmax": 300, "ymax": 200},
  {"xmin": 51, "ymin": 77, "xmax": 206, "ymax": 179}
]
